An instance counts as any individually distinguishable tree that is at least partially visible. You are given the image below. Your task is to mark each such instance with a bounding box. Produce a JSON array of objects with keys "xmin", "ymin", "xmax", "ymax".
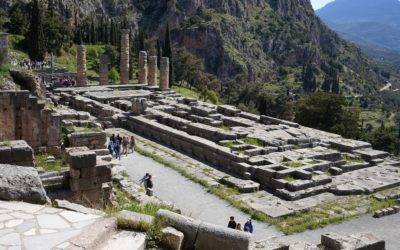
[
  {"xmin": 27, "ymin": 0, "xmax": 46, "ymax": 61},
  {"xmin": 6, "ymin": 1, "xmax": 29, "ymax": 35},
  {"xmin": 199, "ymin": 88, "xmax": 220, "ymax": 104},
  {"xmin": 295, "ymin": 92, "xmax": 360, "ymax": 138},
  {"xmin": 302, "ymin": 64, "xmax": 316, "ymax": 93},
  {"xmin": 163, "ymin": 24, "xmax": 174, "ymax": 87},
  {"xmin": 156, "ymin": 39, "xmax": 161, "ymax": 69},
  {"xmin": 321, "ymin": 77, "xmax": 331, "ymax": 92}
]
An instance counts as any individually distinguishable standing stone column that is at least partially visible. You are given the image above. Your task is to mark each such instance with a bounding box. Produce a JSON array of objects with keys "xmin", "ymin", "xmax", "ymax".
[
  {"xmin": 120, "ymin": 29, "xmax": 130, "ymax": 84},
  {"xmin": 76, "ymin": 45, "xmax": 87, "ymax": 87},
  {"xmin": 160, "ymin": 57, "xmax": 170, "ymax": 91},
  {"xmin": 99, "ymin": 54, "xmax": 109, "ymax": 85},
  {"xmin": 139, "ymin": 51, "xmax": 148, "ymax": 85},
  {"xmin": 0, "ymin": 33, "xmax": 9, "ymax": 65},
  {"xmin": 148, "ymin": 56, "xmax": 157, "ymax": 86}
]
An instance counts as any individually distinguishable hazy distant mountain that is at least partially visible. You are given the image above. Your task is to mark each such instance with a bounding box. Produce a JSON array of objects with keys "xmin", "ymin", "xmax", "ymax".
[{"xmin": 317, "ymin": 0, "xmax": 400, "ymax": 55}]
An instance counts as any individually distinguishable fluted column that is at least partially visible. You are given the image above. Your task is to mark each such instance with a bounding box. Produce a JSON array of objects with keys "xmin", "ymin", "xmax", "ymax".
[
  {"xmin": 0, "ymin": 33, "xmax": 8, "ymax": 65},
  {"xmin": 148, "ymin": 56, "xmax": 157, "ymax": 86},
  {"xmin": 139, "ymin": 51, "xmax": 148, "ymax": 85},
  {"xmin": 76, "ymin": 45, "xmax": 87, "ymax": 87},
  {"xmin": 120, "ymin": 29, "xmax": 130, "ymax": 84},
  {"xmin": 160, "ymin": 57, "xmax": 169, "ymax": 91},
  {"xmin": 99, "ymin": 54, "xmax": 109, "ymax": 85}
]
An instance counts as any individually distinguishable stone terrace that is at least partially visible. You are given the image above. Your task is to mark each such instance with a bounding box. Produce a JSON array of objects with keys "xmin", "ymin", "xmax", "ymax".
[{"xmin": 51, "ymin": 86, "xmax": 400, "ymax": 218}]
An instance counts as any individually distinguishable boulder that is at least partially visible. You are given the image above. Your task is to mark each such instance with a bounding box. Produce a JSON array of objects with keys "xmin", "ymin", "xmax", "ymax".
[
  {"xmin": 0, "ymin": 164, "xmax": 47, "ymax": 204},
  {"xmin": 161, "ymin": 226, "xmax": 184, "ymax": 250}
]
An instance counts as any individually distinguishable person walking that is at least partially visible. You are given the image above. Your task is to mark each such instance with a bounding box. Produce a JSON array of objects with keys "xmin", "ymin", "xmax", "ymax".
[
  {"xmin": 139, "ymin": 173, "xmax": 153, "ymax": 196},
  {"xmin": 122, "ymin": 136, "xmax": 129, "ymax": 156},
  {"xmin": 228, "ymin": 216, "xmax": 237, "ymax": 229},
  {"xmin": 107, "ymin": 141, "xmax": 114, "ymax": 156},
  {"xmin": 129, "ymin": 135, "xmax": 136, "ymax": 153},
  {"xmin": 114, "ymin": 139, "xmax": 121, "ymax": 160}
]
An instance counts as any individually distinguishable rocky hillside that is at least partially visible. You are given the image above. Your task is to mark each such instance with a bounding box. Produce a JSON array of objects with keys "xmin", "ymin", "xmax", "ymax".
[{"xmin": 1, "ymin": 0, "xmax": 388, "ymax": 95}]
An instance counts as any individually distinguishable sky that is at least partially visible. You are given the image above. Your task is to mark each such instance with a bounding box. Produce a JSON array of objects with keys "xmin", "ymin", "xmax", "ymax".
[{"xmin": 311, "ymin": 0, "xmax": 335, "ymax": 10}]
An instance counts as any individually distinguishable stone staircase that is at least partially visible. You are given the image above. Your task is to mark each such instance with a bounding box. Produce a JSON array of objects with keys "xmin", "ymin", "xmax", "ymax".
[{"xmin": 38, "ymin": 169, "xmax": 69, "ymax": 192}]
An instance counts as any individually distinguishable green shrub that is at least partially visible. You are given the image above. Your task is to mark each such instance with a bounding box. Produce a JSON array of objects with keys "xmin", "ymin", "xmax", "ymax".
[{"xmin": 109, "ymin": 67, "xmax": 120, "ymax": 83}]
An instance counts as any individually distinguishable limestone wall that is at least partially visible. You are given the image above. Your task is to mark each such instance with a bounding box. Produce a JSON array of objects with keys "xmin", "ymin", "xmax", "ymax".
[
  {"xmin": 0, "ymin": 91, "xmax": 61, "ymax": 153},
  {"xmin": 0, "ymin": 140, "xmax": 34, "ymax": 166}
]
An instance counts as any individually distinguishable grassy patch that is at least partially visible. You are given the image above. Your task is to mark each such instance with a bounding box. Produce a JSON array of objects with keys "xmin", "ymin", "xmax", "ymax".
[
  {"xmin": 242, "ymin": 137, "xmax": 265, "ymax": 147},
  {"xmin": 172, "ymin": 85, "xmax": 200, "ymax": 99},
  {"xmin": 222, "ymin": 141, "xmax": 239, "ymax": 148},
  {"xmin": 368, "ymin": 197, "xmax": 397, "ymax": 211},
  {"xmin": 0, "ymin": 140, "xmax": 11, "ymax": 147},
  {"xmin": 283, "ymin": 176, "xmax": 296, "ymax": 182},
  {"xmin": 0, "ymin": 64, "xmax": 11, "ymax": 78},
  {"xmin": 342, "ymin": 155, "xmax": 364, "ymax": 164},
  {"xmin": 35, "ymin": 154, "xmax": 67, "ymax": 172},
  {"xmin": 282, "ymin": 161, "xmax": 305, "ymax": 168}
]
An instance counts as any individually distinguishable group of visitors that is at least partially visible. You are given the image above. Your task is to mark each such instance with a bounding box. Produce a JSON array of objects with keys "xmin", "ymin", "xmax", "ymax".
[
  {"xmin": 19, "ymin": 60, "xmax": 48, "ymax": 70},
  {"xmin": 59, "ymin": 76, "xmax": 76, "ymax": 87},
  {"xmin": 107, "ymin": 134, "xmax": 135, "ymax": 160},
  {"xmin": 228, "ymin": 216, "xmax": 253, "ymax": 235}
]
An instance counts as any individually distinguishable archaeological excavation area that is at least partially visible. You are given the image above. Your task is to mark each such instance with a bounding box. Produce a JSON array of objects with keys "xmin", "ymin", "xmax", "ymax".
[{"xmin": 0, "ymin": 31, "xmax": 397, "ymax": 249}]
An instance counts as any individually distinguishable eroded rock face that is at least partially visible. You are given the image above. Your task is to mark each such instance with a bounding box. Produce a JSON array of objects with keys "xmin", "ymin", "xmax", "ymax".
[{"xmin": 0, "ymin": 164, "xmax": 47, "ymax": 204}]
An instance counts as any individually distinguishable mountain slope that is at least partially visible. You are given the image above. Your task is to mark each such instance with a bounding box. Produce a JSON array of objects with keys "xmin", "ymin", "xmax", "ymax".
[
  {"xmin": 1, "ymin": 0, "xmax": 388, "ymax": 96},
  {"xmin": 317, "ymin": 0, "xmax": 400, "ymax": 55}
]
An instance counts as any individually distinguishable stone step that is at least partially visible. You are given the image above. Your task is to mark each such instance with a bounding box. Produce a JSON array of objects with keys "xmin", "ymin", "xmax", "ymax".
[
  {"xmin": 41, "ymin": 175, "xmax": 66, "ymax": 186},
  {"xmin": 100, "ymin": 231, "xmax": 146, "ymax": 250},
  {"xmin": 65, "ymin": 217, "xmax": 117, "ymax": 250}
]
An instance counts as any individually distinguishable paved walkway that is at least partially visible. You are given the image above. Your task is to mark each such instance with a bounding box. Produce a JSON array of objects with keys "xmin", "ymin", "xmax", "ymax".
[
  {"xmin": 121, "ymin": 153, "xmax": 284, "ymax": 241},
  {"xmin": 122, "ymin": 152, "xmax": 400, "ymax": 249},
  {"xmin": 0, "ymin": 201, "xmax": 101, "ymax": 250}
]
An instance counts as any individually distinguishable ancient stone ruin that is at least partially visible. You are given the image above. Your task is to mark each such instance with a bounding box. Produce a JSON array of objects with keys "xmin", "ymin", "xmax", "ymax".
[
  {"xmin": 99, "ymin": 53, "xmax": 109, "ymax": 85},
  {"xmin": 148, "ymin": 55, "xmax": 158, "ymax": 87},
  {"xmin": 76, "ymin": 45, "xmax": 87, "ymax": 87},
  {"xmin": 160, "ymin": 57, "xmax": 170, "ymax": 90},
  {"xmin": 120, "ymin": 29, "xmax": 130, "ymax": 84},
  {"xmin": 0, "ymin": 33, "xmax": 8, "ymax": 64}
]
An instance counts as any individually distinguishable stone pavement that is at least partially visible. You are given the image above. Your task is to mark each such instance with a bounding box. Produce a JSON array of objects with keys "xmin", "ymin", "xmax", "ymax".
[{"xmin": 0, "ymin": 201, "xmax": 101, "ymax": 250}]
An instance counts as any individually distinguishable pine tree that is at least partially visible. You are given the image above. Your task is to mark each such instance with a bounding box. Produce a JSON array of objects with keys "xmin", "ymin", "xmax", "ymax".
[
  {"xmin": 331, "ymin": 71, "xmax": 340, "ymax": 94},
  {"xmin": 138, "ymin": 30, "xmax": 145, "ymax": 52},
  {"xmin": 163, "ymin": 24, "xmax": 174, "ymax": 87},
  {"xmin": 157, "ymin": 39, "xmax": 161, "ymax": 69},
  {"xmin": 302, "ymin": 64, "xmax": 315, "ymax": 93},
  {"xmin": 27, "ymin": 0, "xmax": 46, "ymax": 61},
  {"xmin": 90, "ymin": 21, "xmax": 96, "ymax": 44},
  {"xmin": 321, "ymin": 76, "xmax": 331, "ymax": 92}
]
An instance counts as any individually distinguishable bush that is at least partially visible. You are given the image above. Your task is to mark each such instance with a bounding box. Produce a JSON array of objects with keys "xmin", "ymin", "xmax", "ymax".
[{"xmin": 109, "ymin": 67, "xmax": 120, "ymax": 83}]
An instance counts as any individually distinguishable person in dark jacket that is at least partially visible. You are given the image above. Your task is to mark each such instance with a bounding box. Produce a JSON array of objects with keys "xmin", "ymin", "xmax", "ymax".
[
  {"xmin": 228, "ymin": 216, "xmax": 237, "ymax": 229},
  {"xmin": 244, "ymin": 218, "xmax": 253, "ymax": 234}
]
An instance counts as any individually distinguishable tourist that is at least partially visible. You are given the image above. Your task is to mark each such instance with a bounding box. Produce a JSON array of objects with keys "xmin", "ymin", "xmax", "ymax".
[
  {"xmin": 116, "ymin": 134, "xmax": 122, "ymax": 144},
  {"xmin": 244, "ymin": 227, "xmax": 251, "ymax": 236},
  {"xmin": 140, "ymin": 173, "xmax": 153, "ymax": 195},
  {"xmin": 122, "ymin": 136, "xmax": 129, "ymax": 156},
  {"xmin": 236, "ymin": 223, "xmax": 242, "ymax": 231},
  {"xmin": 228, "ymin": 216, "xmax": 237, "ymax": 229},
  {"xmin": 107, "ymin": 141, "xmax": 114, "ymax": 156},
  {"xmin": 130, "ymin": 135, "xmax": 136, "ymax": 153},
  {"xmin": 114, "ymin": 139, "xmax": 121, "ymax": 160},
  {"xmin": 110, "ymin": 134, "xmax": 115, "ymax": 143},
  {"xmin": 244, "ymin": 218, "xmax": 253, "ymax": 234}
]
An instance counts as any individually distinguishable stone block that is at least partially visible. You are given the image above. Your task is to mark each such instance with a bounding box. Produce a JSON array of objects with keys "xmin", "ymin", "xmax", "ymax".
[
  {"xmin": 69, "ymin": 168, "xmax": 81, "ymax": 179},
  {"xmin": 329, "ymin": 167, "xmax": 343, "ymax": 176},
  {"xmin": 69, "ymin": 174, "xmax": 112, "ymax": 191},
  {"xmin": 374, "ymin": 210, "xmax": 384, "ymax": 218},
  {"xmin": 157, "ymin": 209, "xmax": 201, "ymax": 249},
  {"xmin": 115, "ymin": 210, "xmax": 154, "ymax": 230},
  {"xmin": 288, "ymin": 242, "xmax": 318, "ymax": 250},
  {"xmin": 321, "ymin": 232, "xmax": 385, "ymax": 250},
  {"xmin": 0, "ymin": 146, "xmax": 12, "ymax": 163},
  {"xmin": 161, "ymin": 227, "xmax": 184, "ymax": 250},
  {"xmin": 195, "ymin": 221, "xmax": 250, "ymax": 250},
  {"xmin": 67, "ymin": 151, "xmax": 97, "ymax": 169},
  {"xmin": 393, "ymin": 206, "xmax": 400, "ymax": 213}
]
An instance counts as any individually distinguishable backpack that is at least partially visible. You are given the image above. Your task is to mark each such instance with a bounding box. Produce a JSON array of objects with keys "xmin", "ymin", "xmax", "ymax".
[{"xmin": 147, "ymin": 179, "xmax": 153, "ymax": 189}]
